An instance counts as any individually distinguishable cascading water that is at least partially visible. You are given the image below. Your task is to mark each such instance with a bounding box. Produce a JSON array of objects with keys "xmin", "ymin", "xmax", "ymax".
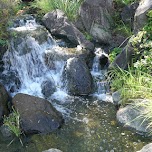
[
  {"xmin": 91, "ymin": 48, "xmax": 112, "ymax": 102},
  {"xmin": 1, "ymin": 15, "xmax": 68, "ymax": 101},
  {"xmin": 0, "ymin": 15, "xmax": 148, "ymax": 152}
]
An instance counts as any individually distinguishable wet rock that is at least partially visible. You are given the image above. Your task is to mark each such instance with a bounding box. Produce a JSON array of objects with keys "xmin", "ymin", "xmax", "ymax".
[
  {"xmin": 44, "ymin": 46, "xmax": 94, "ymax": 69},
  {"xmin": 112, "ymin": 91, "xmax": 121, "ymax": 105},
  {"xmin": 121, "ymin": 2, "xmax": 139, "ymax": 28},
  {"xmin": 117, "ymin": 99, "xmax": 150, "ymax": 136},
  {"xmin": 9, "ymin": 15, "xmax": 54, "ymax": 56},
  {"xmin": 95, "ymin": 48, "xmax": 109, "ymax": 68},
  {"xmin": 42, "ymin": 9, "xmax": 94, "ymax": 51},
  {"xmin": 134, "ymin": 0, "xmax": 152, "ymax": 33},
  {"xmin": 43, "ymin": 148, "xmax": 63, "ymax": 152},
  {"xmin": 137, "ymin": 143, "xmax": 152, "ymax": 152},
  {"xmin": 0, "ymin": 83, "xmax": 10, "ymax": 122},
  {"xmin": 64, "ymin": 57, "xmax": 93, "ymax": 95},
  {"xmin": 41, "ymin": 80, "xmax": 56, "ymax": 98},
  {"xmin": 79, "ymin": 0, "xmax": 113, "ymax": 44},
  {"xmin": 12, "ymin": 93, "xmax": 63, "ymax": 134}
]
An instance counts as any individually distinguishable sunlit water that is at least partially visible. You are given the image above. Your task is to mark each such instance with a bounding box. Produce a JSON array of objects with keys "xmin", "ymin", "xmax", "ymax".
[{"xmin": 0, "ymin": 16, "xmax": 150, "ymax": 152}]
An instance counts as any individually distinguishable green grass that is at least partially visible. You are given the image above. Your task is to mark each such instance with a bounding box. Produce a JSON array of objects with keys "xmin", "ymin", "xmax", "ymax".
[
  {"xmin": 108, "ymin": 68, "xmax": 152, "ymax": 105},
  {"xmin": 3, "ymin": 107, "xmax": 22, "ymax": 138},
  {"xmin": 114, "ymin": 0, "xmax": 139, "ymax": 6},
  {"xmin": 132, "ymin": 100, "xmax": 152, "ymax": 135},
  {"xmin": 31, "ymin": 0, "xmax": 83, "ymax": 20}
]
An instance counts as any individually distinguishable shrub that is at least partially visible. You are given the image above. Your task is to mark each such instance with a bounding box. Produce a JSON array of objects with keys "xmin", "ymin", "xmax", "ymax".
[{"xmin": 31, "ymin": 0, "xmax": 83, "ymax": 20}]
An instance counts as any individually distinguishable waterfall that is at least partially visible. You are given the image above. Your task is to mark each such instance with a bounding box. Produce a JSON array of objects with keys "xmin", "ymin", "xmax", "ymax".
[
  {"xmin": 1, "ymin": 15, "xmax": 69, "ymax": 102},
  {"xmin": 91, "ymin": 49, "xmax": 112, "ymax": 102},
  {"xmin": 1, "ymin": 15, "xmax": 112, "ymax": 105}
]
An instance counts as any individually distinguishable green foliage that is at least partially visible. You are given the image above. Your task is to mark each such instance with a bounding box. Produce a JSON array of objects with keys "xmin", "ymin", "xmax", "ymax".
[
  {"xmin": 115, "ymin": 22, "xmax": 132, "ymax": 37},
  {"xmin": 132, "ymin": 10, "xmax": 152, "ymax": 75},
  {"xmin": 109, "ymin": 47, "xmax": 122, "ymax": 62},
  {"xmin": 112, "ymin": 0, "xmax": 133, "ymax": 37},
  {"xmin": 3, "ymin": 107, "xmax": 22, "ymax": 138},
  {"xmin": 0, "ymin": 0, "xmax": 21, "ymax": 47},
  {"xmin": 108, "ymin": 68, "xmax": 152, "ymax": 105},
  {"xmin": 132, "ymin": 100, "xmax": 152, "ymax": 135},
  {"xmin": 114, "ymin": 0, "xmax": 139, "ymax": 6},
  {"xmin": 84, "ymin": 32, "xmax": 93, "ymax": 41},
  {"xmin": 31, "ymin": 0, "xmax": 83, "ymax": 20}
]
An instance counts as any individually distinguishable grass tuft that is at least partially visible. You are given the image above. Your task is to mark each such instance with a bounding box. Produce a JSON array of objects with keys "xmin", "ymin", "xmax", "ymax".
[
  {"xmin": 3, "ymin": 107, "xmax": 22, "ymax": 138},
  {"xmin": 108, "ymin": 68, "xmax": 152, "ymax": 105},
  {"xmin": 31, "ymin": 0, "xmax": 83, "ymax": 20}
]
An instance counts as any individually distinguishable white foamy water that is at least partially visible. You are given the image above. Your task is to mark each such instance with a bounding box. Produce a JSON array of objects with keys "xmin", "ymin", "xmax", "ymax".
[
  {"xmin": 2, "ymin": 16, "xmax": 70, "ymax": 104},
  {"xmin": 91, "ymin": 49, "xmax": 112, "ymax": 103},
  {"xmin": 10, "ymin": 17, "xmax": 41, "ymax": 31},
  {"xmin": 2, "ymin": 16, "xmax": 113, "ymax": 112}
]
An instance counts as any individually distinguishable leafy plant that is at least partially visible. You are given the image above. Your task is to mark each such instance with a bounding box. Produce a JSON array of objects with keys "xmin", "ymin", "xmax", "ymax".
[
  {"xmin": 31, "ymin": 0, "xmax": 83, "ymax": 20},
  {"xmin": 132, "ymin": 10, "xmax": 152, "ymax": 75}
]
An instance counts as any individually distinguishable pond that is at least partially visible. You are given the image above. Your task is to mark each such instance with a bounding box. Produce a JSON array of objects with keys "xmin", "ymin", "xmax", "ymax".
[{"xmin": 0, "ymin": 97, "xmax": 150, "ymax": 152}]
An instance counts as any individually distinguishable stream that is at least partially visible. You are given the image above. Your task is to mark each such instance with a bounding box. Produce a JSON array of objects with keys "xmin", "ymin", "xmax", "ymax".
[{"xmin": 0, "ymin": 15, "xmax": 150, "ymax": 152}]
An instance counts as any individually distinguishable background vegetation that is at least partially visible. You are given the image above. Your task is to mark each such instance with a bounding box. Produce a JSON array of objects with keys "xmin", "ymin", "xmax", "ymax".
[
  {"xmin": 0, "ymin": 0, "xmax": 21, "ymax": 47},
  {"xmin": 31, "ymin": 0, "xmax": 83, "ymax": 20}
]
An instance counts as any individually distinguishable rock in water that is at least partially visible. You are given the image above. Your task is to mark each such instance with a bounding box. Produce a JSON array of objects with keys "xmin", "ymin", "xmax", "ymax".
[
  {"xmin": 41, "ymin": 80, "xmax": 56, "ymax": 98},
  {"xmin": 12, "ymin": 93, "xmax": 63, "ymax": 134},
  {"xmin": 64, "ymin": 57, "xmax": 93, "ymax": 95}
]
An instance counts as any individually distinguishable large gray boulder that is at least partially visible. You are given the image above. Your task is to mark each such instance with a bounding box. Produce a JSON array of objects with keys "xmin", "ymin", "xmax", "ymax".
[
  {"xmin": 134, "ymin": 0, "xmax": 152, "ymax": 33},
  {"xmin": 42, "ymin": 9, "xmax": 94, "ymax": 51},
  {"xmin": 12, "ymin": 93, "xmax": 63, "ymax": 134},
  {"xmin": 79, "ymin": 0, "xmax": 113, "ymax": 44},
  {"xmin": 64, "ymin": 57, "xmax": 93, "ymax": 95},
  {"xmin": 137, "ymin": 143, "xmax": 152, "ymax": 152},
  {"xmin": 0, "ymin": 83, "xmax": 10, "ymax": 122},
  {"xmin": 117, "ymin": 99, "xmax": 150, "ymax": 136}
]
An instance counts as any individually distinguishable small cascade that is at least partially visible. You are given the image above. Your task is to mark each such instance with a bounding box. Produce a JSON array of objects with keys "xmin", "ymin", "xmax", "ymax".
[
  {"xmin": 91, "ymin": 49, "xmax": 112, "ymax": 102},
  {"xmin": 1, "ymin": 15, "xmax": 69, "ymax": 102}
]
